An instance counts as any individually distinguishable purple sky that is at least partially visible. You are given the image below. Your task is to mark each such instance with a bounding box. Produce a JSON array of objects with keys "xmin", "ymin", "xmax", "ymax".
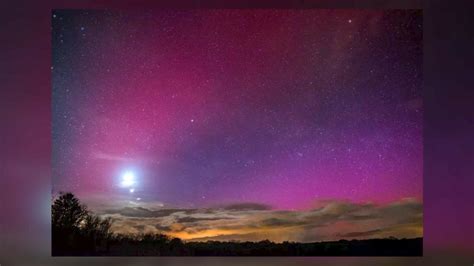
[{"xmin": 52, "ymin": 10, "xmax": 422, "ymax": 213}]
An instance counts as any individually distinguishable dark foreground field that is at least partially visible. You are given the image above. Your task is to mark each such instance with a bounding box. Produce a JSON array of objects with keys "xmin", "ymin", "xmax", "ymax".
[{"xmin": 53, "ymin": 236, "xmax": 422, "ymax": 256}]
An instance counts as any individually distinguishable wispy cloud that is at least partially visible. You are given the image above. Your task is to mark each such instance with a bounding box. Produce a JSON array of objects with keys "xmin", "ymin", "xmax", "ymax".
[
  {"xmin": 91, "ymin": 151, "xmax": 159, "ymax": 165},
  {"xmin": 96, "ymin": 198, "xmax": 423, "ymax": 243},
  {"xmin": 92, "ymin": 151, "xmax": 135, "ymax": 162}
]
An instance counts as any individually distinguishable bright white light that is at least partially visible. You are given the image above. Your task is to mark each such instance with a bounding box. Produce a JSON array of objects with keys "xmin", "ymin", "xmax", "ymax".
[
  {"xmin": 136, "ymin": 197, "xmax": 141, "ymax": 201},
  {"xmin": 129, "ymin": 188, "xmax": 135, "ymax": 193},
  {"xmin": 120, "ymin": 171, "xmax": 136, "ymax": 188}
]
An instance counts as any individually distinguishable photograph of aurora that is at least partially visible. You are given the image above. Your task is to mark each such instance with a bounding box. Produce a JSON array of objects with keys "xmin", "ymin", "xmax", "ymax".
[{"xmin": 52, "ymin": 9, "xmax": 422, "ymax": 256}]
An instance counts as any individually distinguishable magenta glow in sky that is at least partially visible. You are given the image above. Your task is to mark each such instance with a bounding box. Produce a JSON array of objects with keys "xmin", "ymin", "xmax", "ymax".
[{"xmin": 52, "ymin": 10, "xmax": 422, "ymax": 213}]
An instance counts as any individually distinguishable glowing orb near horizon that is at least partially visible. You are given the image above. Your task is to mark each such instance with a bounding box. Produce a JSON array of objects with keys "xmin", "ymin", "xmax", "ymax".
[
  {"xmin": 120, "ymin": 171, "xmax": 136, "ymax": 188},
  {"xmin": 129, "ymin": 188, "xmax": 135, "ymax": 193}
]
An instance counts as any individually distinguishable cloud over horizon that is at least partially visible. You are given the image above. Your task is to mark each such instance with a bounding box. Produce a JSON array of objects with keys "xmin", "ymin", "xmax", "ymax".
[{"xmin": 95, "ymin": 198, "xmax": 422, "ymax": 243}]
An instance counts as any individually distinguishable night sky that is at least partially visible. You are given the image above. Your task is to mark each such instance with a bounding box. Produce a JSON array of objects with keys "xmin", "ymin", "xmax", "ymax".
[{"xmin": 52, "ymin": 10, "xmax": 422, "ymax": 241}]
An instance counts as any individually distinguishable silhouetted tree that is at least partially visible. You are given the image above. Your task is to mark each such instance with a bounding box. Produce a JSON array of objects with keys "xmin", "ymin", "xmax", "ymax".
[
  {"xmin": 52, "ymin": 192, "xmax": 87, "ymax": 230},
  {"xmin": 52, "ymin": 192, "xmax": 112, "ymax": 255}
]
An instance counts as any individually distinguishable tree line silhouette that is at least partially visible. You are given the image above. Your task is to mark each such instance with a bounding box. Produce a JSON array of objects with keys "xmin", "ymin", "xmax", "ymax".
[{"xmin": 52, "ymin": 192, "xmax": 422, "ymax": 256}]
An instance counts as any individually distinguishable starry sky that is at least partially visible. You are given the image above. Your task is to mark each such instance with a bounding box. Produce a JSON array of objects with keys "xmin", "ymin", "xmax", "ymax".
[{"xmin": 52, "ymin": 9, "xmax": 422, "ymax": 241}]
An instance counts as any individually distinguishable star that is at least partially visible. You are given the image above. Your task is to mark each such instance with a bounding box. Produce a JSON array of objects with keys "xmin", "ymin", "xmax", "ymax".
[{"xmin": 120, "ymin": 171, "xmax": 136, "ymax": 188}]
